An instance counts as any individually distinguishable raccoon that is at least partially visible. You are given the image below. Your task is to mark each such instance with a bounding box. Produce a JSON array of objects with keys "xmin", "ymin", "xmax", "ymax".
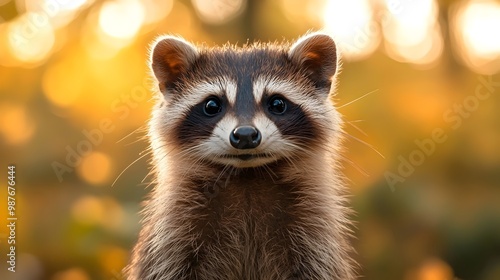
[{"xmin": 124, "ymin": 32, "xmax": 356, "ymax": 280}]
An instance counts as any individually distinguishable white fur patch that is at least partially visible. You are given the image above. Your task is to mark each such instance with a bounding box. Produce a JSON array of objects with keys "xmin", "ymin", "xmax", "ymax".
[
  {"xmin": 193, "ymin": 113, "xmax": 291, "ymax": 168},
  {"xmin": 252, "ymin": 77, "xmax": 267, "ymax": 103},
  {"xmin": 253, "ymin": 113, "xmax": 278, "ymax": 148},
  {"xmin": 224, "ymin": 79, "xmax": 238, "ymax": 105},
  {"xmin": 252, "ymin": 113, "xmax": 294, "ymax": 156},
  {"xmin": 173, "ymin": 77, "xmax": 237, "ymax": 114},
  {"xmin": 197, "ymin": 115, "xmax": 238, "ymax": 156},
  {"xmin": 252, "ymin": 76, "xmax": 324, "ymax": 115}
]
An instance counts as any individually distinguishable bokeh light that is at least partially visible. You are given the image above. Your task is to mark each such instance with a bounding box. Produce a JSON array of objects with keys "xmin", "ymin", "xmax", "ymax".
[
  {"xmin": 141, "ymin": 0, "xmax": 174, "ymax": 25},
  {"xmin": 42, "ymin": 55, "xmax": 85, "ymax": 107},
  {"xmin": 191, "ymin": 0, "xmax": 246, "ymax": 25},
  {"xmin": 51, "ymin": 267, "xmax": 91, "ymax": 280},
  {"xmin": 1, "ymin": 1, "xmax": 500, "ymax": 280},
  {"xmin": 385, "ymin": 24, "xmax": 443, "ymax": 66},
  {"xmin": 71, "ymin": 195, "xmax": 105, "ymax": 225},
  {"xmin": 98, "ymin": 246, "xmax": 128, "ymax": 275},
  {"xmin": 82, "ymin": 14, "xmax": 123, "ymax": 60},
  {"xmin": 19, "ymin": 0, "xmax": 92, "ymax": 29},
  {"xmin": 7, "ymin": 12, "xmax": 55, "ymax": 65},
  {"xmin": 414, "ymin": 258, "xmax": 454, "ymax": 280},
  {"xmin": 98, "ymin": 0, "xmax": 145, "ymax": 40},
  {"xmin": 71, "ymin": 195, "xmax": 124, "ymax": 230},
  {"xmin": 0, "ymin": 104, "xmax": 36, "ymax": 145},
  {"xmin": 322, "ymin": 0, "xmax": 380, "ymax": 61},
  {"xmin": 0, "ymin": 22, "xmax": 17, "ymax": 67},
  {"xmin": 382, "ymin": 0, "xmax": 443, "ymax": 66},
  {"xmin": 452, "ymin": 0, "xmax": 500, "ymax": 74},
  {"xmin": 76, "ymin": 152, "xmax": 113, "ymax": 185},
  {"xmin": 280, "ymin": 0, "xmax": 325, "ymax": 26}
]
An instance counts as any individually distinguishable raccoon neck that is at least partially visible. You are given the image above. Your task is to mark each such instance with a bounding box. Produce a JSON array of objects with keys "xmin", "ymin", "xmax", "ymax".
[{"xmin": 154, "ymin": 151, "xmax": 340, "ymax": 205}]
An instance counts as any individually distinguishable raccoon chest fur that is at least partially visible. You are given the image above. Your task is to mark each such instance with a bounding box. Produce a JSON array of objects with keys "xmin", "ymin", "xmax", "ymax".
[
  {"xmin": 125, "ymin": 33, "xmax": 356, "ymax": 280},
  {"xmin": 196, "ymin": 167, "xmax": 300, "ymax": 238},
  {"xmin": 187, "ymin": 168, "xmax": 312, "ymax": 277}
]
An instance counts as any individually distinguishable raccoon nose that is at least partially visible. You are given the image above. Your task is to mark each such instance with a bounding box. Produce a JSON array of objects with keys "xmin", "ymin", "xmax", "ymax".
[{"xmin": 230, "ymin": 126, "xmax": 261, "ymax": 149}]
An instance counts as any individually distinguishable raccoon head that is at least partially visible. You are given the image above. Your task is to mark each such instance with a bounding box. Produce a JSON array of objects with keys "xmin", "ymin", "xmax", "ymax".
[{"xmin": 149, "ymin": 33, "xmax": 341, "ymax": 168}]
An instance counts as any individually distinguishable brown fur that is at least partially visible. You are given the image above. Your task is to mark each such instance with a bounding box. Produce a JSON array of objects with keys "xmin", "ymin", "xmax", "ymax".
[{"xmin": 124, "ymin": 33, "xmax": 356, "ymax": 280}]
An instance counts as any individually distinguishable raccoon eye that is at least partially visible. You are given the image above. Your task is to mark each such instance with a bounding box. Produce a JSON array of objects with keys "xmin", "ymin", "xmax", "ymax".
[
  {"xmin": 268, "ymin": 96, "xmax": 287, "ymax": 115},
  {"xmin": 203, "ymin": 97, "xmax": 222, "ymax": 116}
]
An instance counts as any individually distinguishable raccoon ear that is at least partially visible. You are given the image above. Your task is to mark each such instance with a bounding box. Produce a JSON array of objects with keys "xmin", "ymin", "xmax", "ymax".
[
  {"xmin": 151, "ymin": 36, "xmax": 198, "ymax": 92},
  {"xmin": 288, "ymin": 33, "xmax": 338, "ymax": 87}
]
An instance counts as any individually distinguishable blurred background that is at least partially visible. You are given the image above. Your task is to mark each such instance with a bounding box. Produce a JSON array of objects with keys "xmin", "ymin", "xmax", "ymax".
[{"xmin": 0, "ymin": 0, "xmax": 499, "ymax": 279}]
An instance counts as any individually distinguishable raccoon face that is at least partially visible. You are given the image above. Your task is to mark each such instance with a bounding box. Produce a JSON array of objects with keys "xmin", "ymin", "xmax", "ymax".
[{"xmin": 149, "ymin": 33, "xmax": 340, "ymax": 168}]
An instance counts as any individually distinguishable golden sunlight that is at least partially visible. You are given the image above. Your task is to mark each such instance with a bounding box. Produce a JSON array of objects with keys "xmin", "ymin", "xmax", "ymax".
[
  {"xmin": 98, "ymin": 245, "xmax": 128, "ymax": 274},
  {"xmin": 415, "ymin": 258, "xmax": 454, "ymax": 280},
  {"xmin": 20, "ymin": 0, "xmax": 90, "ymax": 12},
  {"xmin": 141, "ymin": 0, "xmax": 174, "ymax": 25},
  {"xmin": 0, "ymin": 22, "xmax": 17, "ymax": 67},
  {"xmin": 382, "ymin": 0, "xmax": 442, "ymax": 66},
  {"xmin": 452, "ymin": 0, "xmax": 500, "ymax": 74},
  {"xmin": 7, "ymin": 12, "xmax": 55, "ymax": 65},
  {"xmin": 98, "ymin": 0, "xmax": 145, "ymax": 40},
  {"xmin": 322, "ymin": 0, "xmax": 380, "ymax": 61},
  {"xmin": 76, "ymin": 152, "xmax": 113, "ymax": 185},
  {"xmin": 280, "ymin": 0, "xmax": 325, "ymax": 26},
  {"xmin": 99, "ymin": 197, "xmax": 125, "ymax": 231},
  {"xmin": 386, "ymin": 24, "xmax": 443, "ymax": 66},
  {"xmin": 51, "ymin": 267, "xmax": 90, "ymax": 280},
  {"xmin": 42, "ymin": 57, "xmax": 85, "ymax": 107},
  {"xmin": 82, "ymin": 15, "xmax": 122, "ymax": 59},
  {"xmin": 0, "ymin": 104, "xmax": 36, "ymax": 145},
  {"xmin": 71, "ymin": 195, "xmax": 105, "ymax": 225},
  {"xmin": 191, "ymin": 0, "xmax": 246, "ymax": 25},
  {"xmin": 21, "ymin": 0, "xmax": 92, "ymax": 29},
  {"xmin": 71, "ymin": 195, "xmax": 125, "ymax": 230}
]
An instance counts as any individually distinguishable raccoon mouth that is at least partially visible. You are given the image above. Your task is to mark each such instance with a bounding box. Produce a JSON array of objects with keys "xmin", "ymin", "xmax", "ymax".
[{"xmin": 222, "ymin": 153, "xmax": 270, "ymax": 161}]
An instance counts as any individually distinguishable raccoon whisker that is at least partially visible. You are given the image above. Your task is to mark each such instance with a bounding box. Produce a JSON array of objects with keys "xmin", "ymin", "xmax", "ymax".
[
  {"xmin": 116, "ymin": 124, "xmax": 149, "ymax": 144},
  {"xmin": 281, "ymin": 154, "xmax": 300, "ymax": 171},
  {"xmin": 313, "ymin": 125, "xmax": 381, "ymax": 157},
  {"xmin": 259, "ymin": 166, "xmax": 273, "ymax": 182},
  {"xmin": 282, "ymin": 138, "xmax": 318, "ymax": 154},
  {"xmin": 142, "ymin": 157, "xmax": 158, "ymax": 185},
  {"xmin": 130, "ymin": 148, "xmax": 157, "ymax": 188},
  {"xmin": 213, "ymin": 134, "xmax": 232, "ymax": 151},
  {"xmin": 168, "ymin": 142, "xmax": 206, "ymax": 159},
  {"xmin": 152, "ymin": 144, "xmax": 207, "ymax": 186},
  {"xmin": 112, "ymin": 151, "xmax": 150, "ymax": 187},
  {"xmin": 278, "ymin": 143, "xmax": 312, "ymax": 170},
  {"xmin": 345, "ymin": 119, "xmax": 365, "ymax": 123},
  {"xmin": 338, "ymin": 154, "xmax": 370, "ymax": 178},
  {"xmin": 345, "ymin": 120, "xmax": 368, "ymax": 137},
  {"xmin": 110, "ymin": 129, "xmax": 154, "ymax": 187},
  {"xmin": 261, "ymin": 160, "xmax": 278, "ymax": 180},
  {"xmin": 122, "ymin": 136, "xmax": 149, "ymax": 147},
  {"xmin": 141, "ymin": 154, "xmax": 158, "ymax": 185},
  {"xmin": 340, "ymin": 131, "xmax": 385, "ymax": 159},
  {"xmin": 141, "ymin": 168, "xmax": 159, "ymax": 187},
  {"xmin": 214, "ymin": 163, "xmax": 232, "ymax": 188},
  {"xmin": 286, "ymin": 137, "xmax": 338, "ymax": 155},
  {"xmin": 176, "ymin": 150, "xmax": 208, "ymax": 186},
  {"xmin": 128, "ymin": 33, "xmax": 357, "ymax": 279},
  {"xmin": 336, "ymin": 89, "xmax": 379, "ymax": 110}
]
